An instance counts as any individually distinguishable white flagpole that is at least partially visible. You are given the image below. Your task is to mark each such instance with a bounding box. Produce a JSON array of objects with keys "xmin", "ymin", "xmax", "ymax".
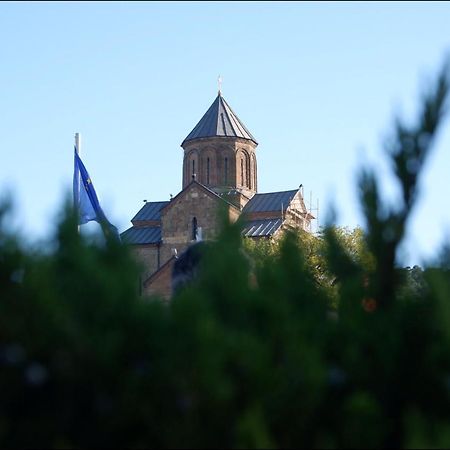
[
  {"xmin": 75, "ymin": 132, "xmax": 80, "ymax": 156},
  {"xmin": 75, "ymin": 133, "xmax": 81, "ymax": 233}
]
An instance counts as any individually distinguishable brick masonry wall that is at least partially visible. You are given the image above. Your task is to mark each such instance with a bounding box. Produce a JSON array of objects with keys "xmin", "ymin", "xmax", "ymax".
[
  {"xmin": 162, "ymin": 184, "xmax": 224, "ymax": 244},
  {"xmin": 156, "ymin": 183, "xmax": 241, "ymax": 271},
  {"xmin": 159, "ymin": 243, "xmax": 189, "ymax": 272},
  {"xmin": 143, "ymin": 258, "xmax": 175, "ymax": 301},
  {"xmin": 182, "ymin": 137, "xmax": 258, "ymax": 195},
  {"xmin": 130, "ymin": 245, "xmax": 159, "ymax": 284}
]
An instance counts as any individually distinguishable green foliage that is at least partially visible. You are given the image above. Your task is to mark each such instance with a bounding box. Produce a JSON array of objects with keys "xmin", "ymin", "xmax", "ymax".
[
  {"xmin": 1, "ymin": 58, "xmax": 450, "ymax": 448},
  {"xmin": 244, "ymin": 225, "xmax": 375, "ymax": 308}
]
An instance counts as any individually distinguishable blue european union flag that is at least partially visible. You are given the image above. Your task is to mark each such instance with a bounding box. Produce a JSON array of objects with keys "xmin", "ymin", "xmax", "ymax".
[{"xmin": 73, "ymin": 148, "xmax": 120, "ymax": 241}]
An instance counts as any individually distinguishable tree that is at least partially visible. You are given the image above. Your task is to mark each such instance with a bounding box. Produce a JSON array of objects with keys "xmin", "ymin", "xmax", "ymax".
[
  {"xmin": 243, "ymin": 226, "xmax": 375, "ymax": 308},
  {"xmin": 0, "ymin": 57, "xmax": 450, "ymax": 448}
]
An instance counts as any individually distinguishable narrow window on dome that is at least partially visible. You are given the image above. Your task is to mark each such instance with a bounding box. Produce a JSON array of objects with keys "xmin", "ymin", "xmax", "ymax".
[
  {"xmin": 207, "ymin": 157, "xmax": 210, "ymax": 185},
  {"xmin": 247, "ymin": 154, "xmax": 251, "ymax": 189},
  {"xmin": 192, "ymin": 159, "xmax": 195, "ymax": 178},
  {"xmin": 241, "ymin": 158, "xmax": 244, "ymax": 186}
]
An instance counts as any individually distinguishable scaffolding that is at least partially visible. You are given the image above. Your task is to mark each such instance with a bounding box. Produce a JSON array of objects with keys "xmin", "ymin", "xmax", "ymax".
[{"xmin": 299, "ymin": 185, "xmax": 320, "ymax": 234}]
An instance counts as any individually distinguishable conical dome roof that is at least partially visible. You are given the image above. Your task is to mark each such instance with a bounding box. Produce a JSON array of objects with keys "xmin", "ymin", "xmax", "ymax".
[{"xmin": 182, "ymin": 92, "xmax": 257, "ymax": 146}]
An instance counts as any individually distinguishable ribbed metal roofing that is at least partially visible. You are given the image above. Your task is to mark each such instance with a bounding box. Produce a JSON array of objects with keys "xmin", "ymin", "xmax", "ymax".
[
  {"xmin": 182, "ymin": 93, "xmax": 257, "ymax": 145},
  {"xmin": 132, "ymin": 201, "xmax": 169, "ymax": 222},
  {"xmin": 120, "ymin": 226, "xmax": 161, "ymax": 245},
  {"xmin": 242, "ymin": 189, "xmax": 298, "ymax": 213},
  {"xmin": 242, "ymin": 219, "xmax": 283, "ymax": 237}
]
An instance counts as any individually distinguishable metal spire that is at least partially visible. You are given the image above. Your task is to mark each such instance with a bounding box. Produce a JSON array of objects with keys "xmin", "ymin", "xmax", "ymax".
[{"xmin": 218, "ymin": 75, "xmax": 222, "ymax": 95}]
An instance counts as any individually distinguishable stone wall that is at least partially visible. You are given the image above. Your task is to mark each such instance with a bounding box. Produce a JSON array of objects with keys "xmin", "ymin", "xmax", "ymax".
[
  {"xmin": 143, "ymin": 257, "xmax": 175, "ymax": 301},
  {"xmin": 155, "ymin": 183, "xmax": 240, "ymax": 272},
  {"xmin": 182, "ymin": 137, "xmax": 258, "ymax": 195},
  {"xmin": 130, "ymin": 244, "xmax": 160, "ymax": 285}
]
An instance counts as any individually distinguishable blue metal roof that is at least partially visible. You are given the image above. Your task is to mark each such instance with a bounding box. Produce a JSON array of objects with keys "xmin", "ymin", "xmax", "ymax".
[
  {"xmin": 132, "ymin": 201, "xmax": 169, "ymax": 222},
  {"xmin": 242, "ymin": 189, "xmax": 298, "ymax": 214},
  {"xmin": 182, "ymin": 93, "xmax": 257, "ymax": 145},
  {"xmin": 242, "ymin": 219, "xmax": 283, "ymax": 237},
  {"xmin": 120, "ymin": 226, "xmax": 161, "ymax": 245}
]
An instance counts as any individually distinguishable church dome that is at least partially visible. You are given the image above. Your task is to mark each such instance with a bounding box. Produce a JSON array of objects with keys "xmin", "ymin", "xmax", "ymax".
[{"xmin": 181, "ymin": 92, "xmax": 257, "ymax": 146}]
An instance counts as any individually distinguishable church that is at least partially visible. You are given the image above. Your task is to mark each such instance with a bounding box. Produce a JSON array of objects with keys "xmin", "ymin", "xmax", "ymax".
[{"xmin": 121, "ymin": 90, "xmax": 315, "ymax": 299}]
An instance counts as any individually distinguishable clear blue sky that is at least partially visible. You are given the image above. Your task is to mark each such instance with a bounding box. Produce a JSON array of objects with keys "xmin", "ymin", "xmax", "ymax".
[{"xmin": 1, "ymin": 1, "xmax": 450, "ymax": 266}]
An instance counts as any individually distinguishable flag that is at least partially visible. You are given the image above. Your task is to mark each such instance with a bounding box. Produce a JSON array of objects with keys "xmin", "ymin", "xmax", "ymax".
[{"xmin": 73, "ymin": 148, "xmax": 120, "ymax": 241}]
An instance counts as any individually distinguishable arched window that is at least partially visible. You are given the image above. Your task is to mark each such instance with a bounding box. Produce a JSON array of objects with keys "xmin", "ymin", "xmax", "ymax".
[
  {"xmin": 246, "ymin": 154, "xmax": 251, "ymax": 189},
  {"xmin": 241, "ymin": 158, "xmax": 244, "ymax": 186},
  {"xmin": 224, "ymin": 157, "xmax": 228, "ymax": 185},
  {"xmin": 252, "ymin": 153, "xmax": 257, "ymax": 191},
  {"xmin": 192, "ymin": 217, "xmax": 198, "ymax": 241},
  {"xmin": 185, "ymin": 150, "xmax": 199, "ymax": 187},
  {"xmin": 207, "ymin": 157, "xmax": 210, "ymax": 185}
]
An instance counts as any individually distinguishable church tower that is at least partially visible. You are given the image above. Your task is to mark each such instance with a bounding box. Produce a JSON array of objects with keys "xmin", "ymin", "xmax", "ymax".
[{"xmin": 181, "ymin": 91, "xmax": 258, "ymax": 203}]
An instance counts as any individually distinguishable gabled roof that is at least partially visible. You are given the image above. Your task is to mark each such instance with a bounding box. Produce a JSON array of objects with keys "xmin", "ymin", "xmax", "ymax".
[
  {"xmin": 218, "ymin": 188, "xmax": 253, "ymax": 200},
  {"xmin": 242, "ymin": 219, "xmax": 283, "ymax": 237},
  {"xmin": 242, "ymin": 189, "xmax": 299, "ymax": 214},
  {"xmin": 162, "ymin": 180, "xmax": 241, "ymax": 214},
  {"xmin": 182, "ymin": 92, "xmax": 257, "ymax": 146},
  {"xmin": 120, "ymin": 226, "xmax": 161, "ymax": 245},
  {"xmin": 132, "ymin": 201, "xmax": 169, "ymax": 222}
]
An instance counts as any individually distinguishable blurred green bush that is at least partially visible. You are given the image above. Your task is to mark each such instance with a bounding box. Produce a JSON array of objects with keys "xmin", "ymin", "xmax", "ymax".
[{"xmin": 1, "ymin": 59, "xmax": 450, "ymax": 449}]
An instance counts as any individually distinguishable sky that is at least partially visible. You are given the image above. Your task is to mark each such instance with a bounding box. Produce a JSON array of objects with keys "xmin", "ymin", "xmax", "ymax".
[{"xmin": 1, "ymin": 1, "xmax": 450, "ymax": 266}]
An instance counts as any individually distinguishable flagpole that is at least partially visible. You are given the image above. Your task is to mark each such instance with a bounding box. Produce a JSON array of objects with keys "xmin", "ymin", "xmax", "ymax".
[
  {"xmin": 75, "ymin": 133, "xmax": 80, "ymax": 155},
  {"xmin": 75, "ymin": 133, "xmax": 81, "ymax": 234}
]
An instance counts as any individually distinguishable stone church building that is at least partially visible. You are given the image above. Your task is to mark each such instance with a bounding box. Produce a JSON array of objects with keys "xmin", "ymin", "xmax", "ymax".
[{"xmin": 121, "ymin": 90, "xmax": 314, "ymax": 298}]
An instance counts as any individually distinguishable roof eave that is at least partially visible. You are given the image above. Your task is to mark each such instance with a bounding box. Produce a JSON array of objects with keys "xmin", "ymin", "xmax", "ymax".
[{"xmin": 181, "ymin": 135, "xmax": 258, "ymax": 148}]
